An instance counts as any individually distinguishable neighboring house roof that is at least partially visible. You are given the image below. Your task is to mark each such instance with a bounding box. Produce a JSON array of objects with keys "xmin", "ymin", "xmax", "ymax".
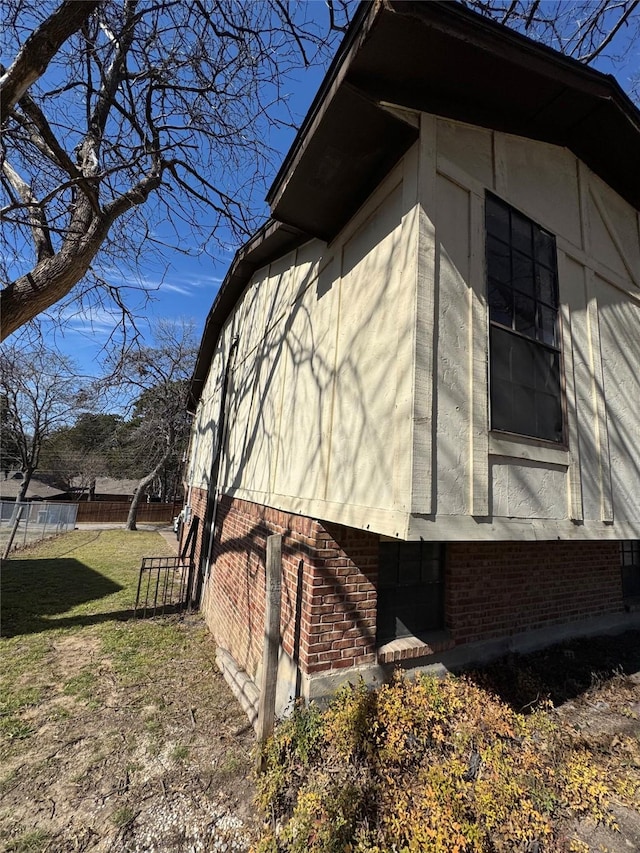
[
  {"xmin": 0, "ymin": 472, "xmax": 69, "ymax": 501},
  {"xmin": 189, "ymin": 0, "xmax": 640, "ymax": 410},
  {"xmin": 69, "ymin": 477, "xmax": 140, "ymax": 497}
]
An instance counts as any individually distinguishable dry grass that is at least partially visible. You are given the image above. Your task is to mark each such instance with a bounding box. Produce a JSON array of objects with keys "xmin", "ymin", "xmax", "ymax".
[{"xmin": 0, "ymin": 530, "xmax": 258, "ymax": 853}]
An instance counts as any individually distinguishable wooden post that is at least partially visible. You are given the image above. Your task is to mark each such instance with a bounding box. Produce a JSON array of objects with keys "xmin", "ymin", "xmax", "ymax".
[{"xmin": 256, "ymin": 533, "xmax": 282, "ymax": 770}]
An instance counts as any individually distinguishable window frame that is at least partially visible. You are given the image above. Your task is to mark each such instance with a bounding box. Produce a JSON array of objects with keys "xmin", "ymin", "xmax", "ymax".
[
  {"xmin": 485, "ymin": 192, "xmax": 566, "ymax": 445},
  {"xmin": 621, "ymin": 541, "xmax": 640, "ymax": 600},
  {"xmin": 377, "ymin": 540, "xmax": 445, "ymax": 644}
]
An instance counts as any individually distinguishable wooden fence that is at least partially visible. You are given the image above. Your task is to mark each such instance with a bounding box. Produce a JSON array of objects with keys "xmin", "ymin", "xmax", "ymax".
[{"xmin": 75, "ymin": 501, "xmax": 176, "ymax": 524}]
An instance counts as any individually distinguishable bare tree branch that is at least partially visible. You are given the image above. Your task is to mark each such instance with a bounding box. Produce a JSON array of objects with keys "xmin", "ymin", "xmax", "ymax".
[
  {"xmin": 577, "ymin": 0, "xmax": 639, "ymax": 62},
  {"xmin": 1, "ymin": 160, "xmax": 53, "ymax": 261},
  {"xmin": 0, "ymin": 341, "xmax": 84, "ymax": 501},
  {"xmin": 1, "ymin": 0, "xmax": 350, "ymax": 343},
  {"xmin": 0, "ymin": 0, "xmax": 100, "ymax": 125}
]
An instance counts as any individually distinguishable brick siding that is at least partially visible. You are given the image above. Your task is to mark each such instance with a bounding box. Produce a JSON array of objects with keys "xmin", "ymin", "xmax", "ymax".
[
  {"xmin": 186, "ymin": 491, "xmax": 625, "ymax": 678},
  {"xmin": 189, "ymin": 490, "xmax": 378, "ymax": 678},
  {"xmin": 446, "ymin": 540, "xmax": 623, "ymax": 644}
]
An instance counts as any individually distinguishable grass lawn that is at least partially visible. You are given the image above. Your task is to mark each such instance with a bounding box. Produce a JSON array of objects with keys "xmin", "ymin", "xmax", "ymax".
[{"xmin": 0, "ymin": 530, "xmax": 257, "ymax": 853}]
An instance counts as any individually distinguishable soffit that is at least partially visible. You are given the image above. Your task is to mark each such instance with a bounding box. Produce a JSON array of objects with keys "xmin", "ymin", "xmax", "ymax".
[{"xmin": 268, "ymin": 0, "xmax": 640, "ymax": 240}]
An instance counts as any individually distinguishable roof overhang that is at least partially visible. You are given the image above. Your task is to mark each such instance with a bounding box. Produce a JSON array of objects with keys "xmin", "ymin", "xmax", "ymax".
[{"xmin": 268, "ymin": 0, "xmax": 640, "ymax": 240}]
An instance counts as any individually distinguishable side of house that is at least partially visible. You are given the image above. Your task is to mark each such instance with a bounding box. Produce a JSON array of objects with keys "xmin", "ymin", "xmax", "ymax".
[{"xmin": 184, "ymin": 1, "xmax": 640, "ymax": 717}]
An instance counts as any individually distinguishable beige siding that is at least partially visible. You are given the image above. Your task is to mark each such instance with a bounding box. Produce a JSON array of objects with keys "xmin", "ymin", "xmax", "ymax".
[
  {"xmin": 191, "ymin": 113, "xmax": 640, "ymax": 542},
  {"xmin": 192, "ymin": 155, "xmax": 418, "ymax": 538},
  {"xmin": 410, "ymin": 115, "xmax": 640, "ymax": 540}
]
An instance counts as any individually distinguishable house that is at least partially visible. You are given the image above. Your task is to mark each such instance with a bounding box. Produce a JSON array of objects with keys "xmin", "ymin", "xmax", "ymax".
[
  {"xmin": 0, "ymin": 471, "xmax": 70, "ymax": 502},
  {"xmin": 184, "ymin": 0, "xmax": 640, "ymax": 720},
  {"xmin": 68, "ymin": 476, "xmax": 141, "ymax": 502}
]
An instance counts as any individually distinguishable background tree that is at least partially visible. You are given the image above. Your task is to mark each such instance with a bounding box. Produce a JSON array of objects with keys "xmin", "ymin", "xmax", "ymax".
[
  {"xmin": 0, "ymin": 343, "xmax": 84, "ymax": 501},
  {"xmin": 102, "ymin": 320, "xmax": 197, "ymax": 530},
  {"xmin": 1, "ymin": 0, "xmax": 350, "ymax": 341},
  {"xmin": 39, "ymin": 412, "xmax": 123, "ymax": 496},
  {"xmin": 0, "ymin": 393, "xmax": 23, "ymax": 475}
]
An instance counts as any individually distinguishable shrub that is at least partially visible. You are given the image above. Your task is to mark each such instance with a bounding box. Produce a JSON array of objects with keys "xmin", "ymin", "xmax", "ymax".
[{"xmin": 254, "ymin": 671, "xmax": 633, "ymax": 853}]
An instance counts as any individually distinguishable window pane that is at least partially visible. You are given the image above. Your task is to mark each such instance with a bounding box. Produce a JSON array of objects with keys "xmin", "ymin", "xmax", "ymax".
[
  {"xmin": 512, "ymin": 212, "xmax": 532, "ymax": 256},
  {"xmin": 490, "ymin": 380, "xmax": 514, "ymax": 432},
  {"xmin": 512, "ymin": 250, "xmax": 535, "ymax": 296},
  {"xmin": 535, "ymin": 391, "xmax": 563, "ymax": 442},
  {"xmin": 487, "ymin": 235, "xmax": 511, "ymax": 284},
  {"xmin": 509, "ymin": 336, "xmax": 536, "ymax": 389},
  {"xmin": 622, "ymin": 566, "xmax": 640, "ymax": 598},
  {"xmin": 510, "ymin": 383, "xmax": 537, "ymax": 435},
  {"xmin": 533, "ymin": 347, "xmax": 560, "ymax": 394},
  {"xmin": 488, "ymin": 281, "xmax": 513, "ymax": 327},
  {"xmin": 621, "ymin": 542, "xmax": 640, "ymax": 598},
  {"xmin": 536, "ymin": 266, "xmax": 556, "ymax": 306},
  {"xmin": 514, "ymin": 292, "xmax": 536, "ymax": 339},
  {"xmin": 421, "ymin": 547, "xmax": 443, "ymax": 583},
  {"xmin": 377, "ymin": 541, "xmax": 445, "ymax": 642},
  {"xmin": 400, "ymin": 557, "xmax": 421, "ymax": 586},
  {"xmin": 378, "ymin": 543, "xmax": 399, "ymax": 587},
  {"xmin": 535, "ymin": 229, "xmax": 555, "ymax": 269},
  {"xmin": 490, "ymin": 326, "xmax": 515, "ymax": 381},
  {"xmin": 538, "ymin": 305, "xmax": 557, "ymax": 346},
  {"xmin": 486, "ymin": 195, "xmax": 510, "ymax": 242},
  {"xmin": 491, "ymin": 327, "xmax": 562, "ymax": 439}
]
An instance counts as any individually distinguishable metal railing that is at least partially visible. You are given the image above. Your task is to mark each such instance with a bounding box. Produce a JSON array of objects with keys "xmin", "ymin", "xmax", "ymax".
[
  {"xmin": 0, "ymin": 500, "xmax": 78, "ymax": 557},
  {"xmin": 134, "ymin": 555, "xmax": 192, "ymax": 617}
]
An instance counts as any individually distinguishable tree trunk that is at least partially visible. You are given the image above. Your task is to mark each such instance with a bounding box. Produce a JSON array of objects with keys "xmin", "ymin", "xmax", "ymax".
[
  {"xmin": 125, "ymin": 451, "xmax": 171, "ymax": 531},
  {"xmin": 15, "ymin": 467, "xmax": 35, "ymax": 503},
  {"xmin": 0, "ymin": 219, "xmax": 109, "ymax": 341}
]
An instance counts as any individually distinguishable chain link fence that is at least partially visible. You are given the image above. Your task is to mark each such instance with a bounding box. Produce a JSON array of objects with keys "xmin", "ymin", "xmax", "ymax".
[{"xmin": 0, "ymin": 501, "xmax": 78, "ymax": 557}]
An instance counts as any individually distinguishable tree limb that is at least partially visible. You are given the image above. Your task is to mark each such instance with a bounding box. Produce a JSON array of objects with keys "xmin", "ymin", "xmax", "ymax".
[
  {"xmin": 578, "ymin": 0, "xmax": 639, "ymax": 63},
  {"xmin": 0, "ymin": 0, "xmax": 100, "ymax": 126},
  {"xmin": 0, "ymin": 215, "xmax": 110, "ymax": 341},
  {"xmin": 1, "ymin": 160, "xmax": 54, "ymax": 261}
]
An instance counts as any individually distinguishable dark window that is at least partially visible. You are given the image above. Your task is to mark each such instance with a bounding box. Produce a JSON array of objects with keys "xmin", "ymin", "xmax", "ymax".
[
  {"xmin": 486, "ymin": 194, "xmax": 563, "ymax": 442},
  {"xmin": 621, "ymin": 542, "xmax": 640, "ymax": 599},
  {"xmin": 377, "ymin": 541, "xmax": 444, "ymax": 643}
]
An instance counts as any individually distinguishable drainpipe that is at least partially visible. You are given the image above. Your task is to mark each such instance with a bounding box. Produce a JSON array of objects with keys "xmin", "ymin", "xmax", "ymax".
[
  {"xmin": 184, "ymin": 426, "xmax": 201, "ymax": 524},
  {"xmin": 199, "ymin": 335, "xmax": 239, "ymax": 592}
]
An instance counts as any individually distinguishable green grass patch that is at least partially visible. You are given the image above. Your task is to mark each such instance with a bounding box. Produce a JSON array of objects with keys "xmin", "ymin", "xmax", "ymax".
[
  {"xmin": 110, "ymin": 805, "xmax": 136, "ymax": 828},
  {"xmin": 62, "ymin": 668, "xmax": 99, "ymax": 701},
  {"xmin": 0, "ymin": 530, "xmax": 177, "ymax": 757},
  {"xmin": 0, "ymin": 716, "xmax": 34, "ymax": 741},
  {"xmin": 171, "ymin": 744, "xmax": 190, "ymax": 762},
  {"xmin": 2, "ymin": 829, "xmax": 51, "ymax": 852},
  {"xmin": 99, "ymin": 619, "xmax": 188, "ymax": 684},
  {"xmin": 0, "ymin": 686, "xmax": 42, "ymax": 716}
]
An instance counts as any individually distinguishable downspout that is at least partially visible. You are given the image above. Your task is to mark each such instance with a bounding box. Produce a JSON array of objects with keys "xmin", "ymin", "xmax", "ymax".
[
  {"xmin": 198, "ymin": 335, "xmax": 239, "ymax": 596},
  {"xmin": 184, "ymin": 426, "xmax": 201, "ymax": 523}
]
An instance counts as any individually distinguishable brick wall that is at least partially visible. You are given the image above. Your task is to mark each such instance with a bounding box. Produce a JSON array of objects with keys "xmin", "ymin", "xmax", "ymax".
[
  {"xmin": 192, "ymin": 493, "xmax": 378, "ymax": 678},
  {"xmin": 186, "ymin": 491, "xmax": 626, "ymax": 679},
  {"xmin": 446, "ymin": 540, "xmax": 623, "ymax": 644},
  {"xmin": 186, "ymin": 486, "xmax": 208, "ymax": 570}
]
